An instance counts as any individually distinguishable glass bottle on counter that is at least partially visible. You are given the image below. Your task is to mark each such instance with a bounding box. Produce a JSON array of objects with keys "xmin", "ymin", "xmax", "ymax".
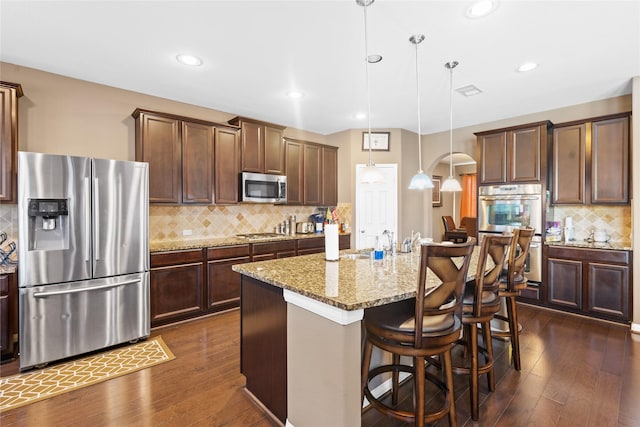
[{"xmin": 374, "ymin": 236, "xmax": 384, "ymax": 260}]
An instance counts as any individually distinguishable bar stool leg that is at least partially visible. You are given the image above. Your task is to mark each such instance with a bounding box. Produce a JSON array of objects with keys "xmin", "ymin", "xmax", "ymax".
[
  {"xmin": 442, "ymin": 349, "xmax": 457, "ymax": 427},
  {"xmin": 482, "ymin": 320, "xmax": 496, "ymax": 392},
  {"xmin": 414, "ymin": 355, "xmax": 425, "ymax": 427},
  {"xmin": 470, "ymin": 323, "xmax": 480, "ymax": 421},
  {"xmin": 392, "ymin": 353, "xmax": 400, "ymax": 405},
  {"xmin": 506, "ymin": 295, "xmax": 521, "ymax": 370}
]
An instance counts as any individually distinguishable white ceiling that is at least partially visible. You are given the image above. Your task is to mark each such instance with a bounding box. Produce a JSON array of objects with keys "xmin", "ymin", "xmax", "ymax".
[{"xmin": 1, "ymin": 1, "xmax": 638, "ymax": 136}]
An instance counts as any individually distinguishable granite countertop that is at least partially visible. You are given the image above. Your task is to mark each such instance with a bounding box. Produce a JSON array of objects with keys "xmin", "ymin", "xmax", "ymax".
[
  {"xmin": 232, "ymin": 246, "xmax": 483, "ymax": 311},
  {"xmin": 0, "ymin": 265, "xmax": 17, "ymax": 274},
  {"xmin": 150, "ymin": 232, "xmax": 346, "ymax": 253},
  {"xmin": 545, "ymin": 240, "xmax": 632, "ymax": 251}
]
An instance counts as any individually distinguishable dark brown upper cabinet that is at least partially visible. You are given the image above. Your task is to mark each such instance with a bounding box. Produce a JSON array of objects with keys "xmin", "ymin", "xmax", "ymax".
[
  {"xmin": 551, "ymin": 113, "xmax": 629, "ymax": 205},
  {"xmin": 476, "ymin": 121, "xmax": 551, "ymax": 185},
  {"xmin": 133, "ymin": 109, "xmax": 240, "ymax": 204},
  {"xmin": 284, "ymin": 138, "xmax": 338, "ymax": 206},
  {"xmin": 0, "ymin": 82, "xmax": 23, "ymax": 204},
  {"xmin": 229, "ymin": 117, "xmax": 285, "ymax": 175},
  {"xmin": 214, "ymin": 127, "xmax": 241, "ymax": 204}
]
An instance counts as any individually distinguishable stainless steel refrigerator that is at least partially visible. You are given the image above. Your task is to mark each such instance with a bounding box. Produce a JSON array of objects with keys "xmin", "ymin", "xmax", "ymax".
[{"xmin": 17, "ymin": 151, "xmax": 149, "ymax": 370}]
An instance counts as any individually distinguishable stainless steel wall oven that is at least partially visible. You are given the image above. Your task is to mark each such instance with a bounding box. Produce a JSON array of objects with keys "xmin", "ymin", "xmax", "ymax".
[{"xmin": 478, "ymin": 184, "xmax": 543, "ymax": 283}]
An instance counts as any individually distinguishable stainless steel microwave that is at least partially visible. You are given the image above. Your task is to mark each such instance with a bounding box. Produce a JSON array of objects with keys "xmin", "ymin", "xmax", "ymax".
[{"xmin": 240, "ymin": 172, "xmax": 287, "ymax": 203}]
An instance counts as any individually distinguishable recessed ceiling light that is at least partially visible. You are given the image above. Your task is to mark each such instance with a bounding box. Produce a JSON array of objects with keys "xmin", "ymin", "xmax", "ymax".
[
  {"xmin": 456, "ymin": 84, "xmax": 483, "ymax": 97},
  {"xmin": 176, "ymin": 54, "xmax": 202, "ymax": 66},
  {"xmin": 466, "ymin": 0, "xmax": 498, "ymax": 18},
  {"xmin": 517, "ymin": 62, "xmax": 538, "ymax": 72},
  {"xmin": 367, "ymin": 54, "xmax": 383, "ymax": 63},
  {"xmin": 287, "ymin": 91, "xmax": 304, "ymax": 99},
  {"xmin": 355, "ymin": 112, "xmax": 367, "ymax": 120}
]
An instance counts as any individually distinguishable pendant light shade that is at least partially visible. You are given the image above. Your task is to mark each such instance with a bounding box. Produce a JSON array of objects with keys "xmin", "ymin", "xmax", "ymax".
[
  {"xmin": 441, "ymin": 61, "xmax": 462, "ymax": 192},
  {"xmin": 357, "ymin": 0, "xmax": 384, "ymax": 184},
  {"xmin": 408, "ymin": 34, "xmax": 433, "ymax": 190}
]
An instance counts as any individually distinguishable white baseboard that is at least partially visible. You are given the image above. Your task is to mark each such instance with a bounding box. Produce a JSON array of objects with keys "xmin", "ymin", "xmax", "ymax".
[
  {"xmin": 632, "ymin": 322, "xmax": 640, "ymax": 334},
  {"xmin": 362, "ymin": 372, "xmax": 411, "ymax": 408}
]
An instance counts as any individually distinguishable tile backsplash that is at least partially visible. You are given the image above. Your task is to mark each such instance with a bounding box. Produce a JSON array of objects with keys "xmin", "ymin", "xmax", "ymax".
[
  {"xmin": 149, "ymin": 203, "xmax": 352, "ymax": 242},
  {"xmin": 0, "ymin": 202, "xmax": 352, "ymax": 246},
  {"xmin": 550, "ymin": 205, "xmax": 631, "ymax": 242}
]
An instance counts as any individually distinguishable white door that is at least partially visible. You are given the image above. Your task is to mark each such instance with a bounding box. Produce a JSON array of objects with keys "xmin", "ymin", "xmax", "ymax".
[{"xmin": 355, "ymin": 164, "xmax": 398, "ymax": 250}]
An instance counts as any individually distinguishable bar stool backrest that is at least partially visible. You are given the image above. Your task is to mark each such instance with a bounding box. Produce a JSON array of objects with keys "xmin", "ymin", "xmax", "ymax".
[
  {"xmin": 506, "ymin": 227, "xmax": 535, "ymax": 291},
  {"xmin": 471, "ymin": 234, "xmax": 512, "ymax": 317}
]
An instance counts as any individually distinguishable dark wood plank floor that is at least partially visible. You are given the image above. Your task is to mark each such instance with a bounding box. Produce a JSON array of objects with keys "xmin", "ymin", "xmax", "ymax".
[{"xmin": 1, "ymin": 304, "xmax": 639, "ymax": 426}]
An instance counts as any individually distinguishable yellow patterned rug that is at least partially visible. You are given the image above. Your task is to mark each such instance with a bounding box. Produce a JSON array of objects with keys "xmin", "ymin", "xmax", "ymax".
[{"xmin": 0, "ymin": 336, "xmax": 175, "ymax": 413}]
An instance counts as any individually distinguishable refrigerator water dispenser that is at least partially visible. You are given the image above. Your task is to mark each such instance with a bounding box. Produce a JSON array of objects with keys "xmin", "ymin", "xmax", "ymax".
[{"xmin": 27, "ymin": 198, "xmax": 70, "ymax": 250}]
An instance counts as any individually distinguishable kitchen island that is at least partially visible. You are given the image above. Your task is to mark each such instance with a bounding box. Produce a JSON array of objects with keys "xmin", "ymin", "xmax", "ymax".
[{"xmin": 233, "ymin": 247, "xmax": 482, "ymax": 427}]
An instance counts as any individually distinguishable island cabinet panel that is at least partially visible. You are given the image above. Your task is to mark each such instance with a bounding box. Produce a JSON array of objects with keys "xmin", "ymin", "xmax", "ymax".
[
  {"xmin": 551, "ymin": 113, "xmax": 630, "ymax": 205},
  {"xmin": 476, "ymin": 121, "xmax": 549, "ymax": 185},
  {"xmin": 182, "ymin": 121, "xmax": 214, "ymax": 204},
  {"xmin": 552, "ymin": 124, "xmax": 586, "ymax": 204},
  {"xmin": 207, "ymin": 245, "xmax": 250, "ymax": 311},
  {"xmin": 545, "ymin": 245, "xmax": 631, "ymax": 323},
  {"xmin": 214, "ymin": 127, "xmax": 241, "ymax": 204},
  {"xmin": 240, "ymin": 276, "xmax": 287, "ymax": 424},
  {"xmin": 0, "ymin": 271, "xmax": 18, "ymax": 361},
  {"xmin": 251, "ymin": 240, "xmax": 297, "ymax": 262},
  {"xmin": 0, "ymin": 82, "xmax": 22, "ymax": 204},
  {"xmin": 284, "ymin": 140, "xmax": 304, "ymax": 205},
  {"xmin": 150, "ymin": 249, "xmax": 205, "ymax": 327}
]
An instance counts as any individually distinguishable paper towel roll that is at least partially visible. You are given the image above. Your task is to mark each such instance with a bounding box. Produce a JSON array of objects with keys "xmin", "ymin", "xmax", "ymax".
[
  {"xmin": 325, "ymin": 261, "xmax": 339, "ymax": 297},
  {"xmin": 324, "ymin": 224, "xmax": 339, "ymax": 261},
  {"xmin": 565, "ymin": 216, "xmax": 573, "ymax": 228}
]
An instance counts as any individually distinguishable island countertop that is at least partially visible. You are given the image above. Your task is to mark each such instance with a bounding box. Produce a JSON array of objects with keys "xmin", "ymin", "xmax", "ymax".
[{"xmin": 232, "ymin": 247, "xmax": 482, "ymax": 311}]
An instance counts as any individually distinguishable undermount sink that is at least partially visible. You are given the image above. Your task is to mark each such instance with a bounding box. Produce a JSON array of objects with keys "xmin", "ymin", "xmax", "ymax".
[{"xmin": 340, "ymin": 252, "xmax": 371, "ymax": 260}]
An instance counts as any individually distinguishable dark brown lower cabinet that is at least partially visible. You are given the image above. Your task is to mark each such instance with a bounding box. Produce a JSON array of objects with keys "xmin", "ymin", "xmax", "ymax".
[
  {"xmin": 546, "ymin": 245, "xmax": 631, "ymax": 323},
  {"xmin": 251, "ymin": 240, "xmax": 297, "ymax": 261},
  {"xmin": 0, "ymin": 271, "xmax": 18, "ymax": 362},
  {"xmin": 150, "ymin": 249, "xmax": 206, "ymax": 327},
  {"xmin": 240, "ymin": 276, "xmax": 287, "ymax": 424},
  {"xmin": 207, "ymin": 245, "xmax": 250, "ymax": 311}
]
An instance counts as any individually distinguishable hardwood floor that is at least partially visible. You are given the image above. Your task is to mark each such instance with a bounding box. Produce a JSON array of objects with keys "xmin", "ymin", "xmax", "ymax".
[{"xmin": 1, "ymin": 304, "xmax": 639, "ymax": 426}]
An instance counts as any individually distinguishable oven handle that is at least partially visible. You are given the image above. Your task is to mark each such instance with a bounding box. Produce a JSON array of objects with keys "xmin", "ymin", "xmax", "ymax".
[
  {"xmin": 33, "ymin": 278, "xmax": 141, "ymax": 298},
  {"xmin": 480, "ymin": 195, "xmax": 540, "ymax": 201}
]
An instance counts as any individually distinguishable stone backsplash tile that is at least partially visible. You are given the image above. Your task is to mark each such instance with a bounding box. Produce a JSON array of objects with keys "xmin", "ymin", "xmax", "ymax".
[
  {"xmin": 550, "ymin": 205, "xmax": 631, "ymax": 242},
  {"xmin": 149, "ymin": 203, "xmax": 352, "ymax": 242},
  {"xmin": 0, "ymin": 204, "xmax": 18, "ymax": 244}
]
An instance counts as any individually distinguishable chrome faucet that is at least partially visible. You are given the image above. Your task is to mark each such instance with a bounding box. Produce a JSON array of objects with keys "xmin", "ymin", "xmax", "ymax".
[{"xmin": 410, "ymin": 231, "xmax": 422, "ymax": 252}]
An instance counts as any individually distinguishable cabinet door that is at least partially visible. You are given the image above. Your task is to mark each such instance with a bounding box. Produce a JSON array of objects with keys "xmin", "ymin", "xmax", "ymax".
[
  {"xmin": 0, "ymin": 84, "xmax": 20, "ymax": 203},
  {"xmin": 509, "ymin": 126, "xmax": 541, "ymax": 182},
  {"xmin": 552, "ymin": 124, "xmax": 586, "ymax": 204},
  {"xmin": 303, "ymin": 144, "xmax": 322, "ymax": 205},
  {"xmin": 241, "ymin": 121, "xmax": 264, "ymax": 173},
  {"xmin": 137, "ymin": 113, "xmax": 182, "ymax": 203},
  {"xmin": 0, "ymin": 274, "xmax": 10, "ymax": 357},
  {"xmin": 285, "ymin": 140, "xmax": 303, "ymax": 205},
  {"xmin": 182, "ymin": 121, "xmax": 214, "ymax": 204},
  {"xmin": 208, "ymin": 256, "xmax": 250, "ymax": 310},
  {"xmin": 478, "ymin": 132, "xmax": 507, "ymax": 184},
  {"xmin": 587, "ymin": 262, "xmax": 629, "ymax": 320},
  {"xmin": 215, "ymin": 127, "xmax": 240, "ymax": 204},
  {"xmin": 150, "ymin": 263, "xmax": 204, "ymax": 326},
  {"xmin": 322, "ymin": 146, "xmax": 338, "ymax": 206},
  {"xmin": 264, "ymin": 126, "xmax": 285, "ymax": 175},
  {"xmin": 591, "ymin": 116, "xmax": 629, "ymax": 204},
  {"xmin": 547, "ymin": 257, "xmax": 582, "ymax": 309}
]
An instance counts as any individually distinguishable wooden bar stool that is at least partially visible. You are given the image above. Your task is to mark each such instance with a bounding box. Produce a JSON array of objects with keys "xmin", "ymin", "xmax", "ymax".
[
  {"xmin": 494, "ymin": 227, "xmax": 535, "ymax": 370},
  {"xmin": 361, "ymin": 240, "xmax": 475, "ymax": 427},
  {"xmin": 452, "ymin": 234, "xmax": 512, "ymax": 421}
]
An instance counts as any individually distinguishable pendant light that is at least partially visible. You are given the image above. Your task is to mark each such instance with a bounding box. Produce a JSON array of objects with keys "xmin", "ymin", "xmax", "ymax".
[
  {"xmin": 408, "ymin": 34, "xmax": 433, "ymax": 190},
  {"xmin": 440, "ymin": 61, "xmax": 463, "ymax": 192},
  {"xmin": 357, "ymin": 0, "xmax": 385, "ymax": 184}
]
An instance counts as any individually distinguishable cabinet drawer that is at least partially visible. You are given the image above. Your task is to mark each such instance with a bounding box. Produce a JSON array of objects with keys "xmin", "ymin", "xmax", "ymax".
[
  {"xmin": 252, "ymin": 241, "xmax": 296, "ymax": 256},
  {"xmin": 207, "ymin": 245, "xmax": 250, "ymax": 260},
  {"xmin": 151, "ymin": 249, "xmax": 203, "ymax": 268},
  {"xmin": 297, "ymin": 237, "xmax": 324, "ymax": 251},
  {"xmin": 547, "ymin": 246, "xmax": 629, "ymax": 264}
]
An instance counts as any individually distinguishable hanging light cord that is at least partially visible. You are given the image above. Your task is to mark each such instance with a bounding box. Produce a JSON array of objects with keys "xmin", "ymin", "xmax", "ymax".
[
  {"xmin": 414, "ymin": 40, "xmax": 423, "ymax": 173},
  {"xmin": 448, "ymin": 62, "xmax": 455, "ymax": 177},
  {"xmin": 363, "ymin": 2, "xmax": 373, "ymax": 167}
]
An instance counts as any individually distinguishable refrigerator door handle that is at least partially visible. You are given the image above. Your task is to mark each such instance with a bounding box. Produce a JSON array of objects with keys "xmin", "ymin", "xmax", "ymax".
[
  {"xmin": 93, "ymin": 177, "xmax": 100, "ymax": 261},
  {"xmin": 84, "ymin": 176, "xmax": 91, "ymax": 263},
  {"xmin": 33, "ymin": 278, "xmax": 142, "ymax": 298}
]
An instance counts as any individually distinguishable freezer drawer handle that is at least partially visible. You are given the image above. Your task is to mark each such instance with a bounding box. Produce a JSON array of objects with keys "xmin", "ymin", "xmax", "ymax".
[{"xmin": 32, "ymin": 279, "xmax": 142, "ymax": 298}]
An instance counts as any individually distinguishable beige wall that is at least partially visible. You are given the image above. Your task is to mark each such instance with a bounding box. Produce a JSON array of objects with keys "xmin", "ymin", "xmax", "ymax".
[
  {"xmin": 0, "ymin": 62, "xmax": 329, "ymax": 160},
  {"xmin": 632, "ymin": 75, "xmax": 640, "ymax": 332}
]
